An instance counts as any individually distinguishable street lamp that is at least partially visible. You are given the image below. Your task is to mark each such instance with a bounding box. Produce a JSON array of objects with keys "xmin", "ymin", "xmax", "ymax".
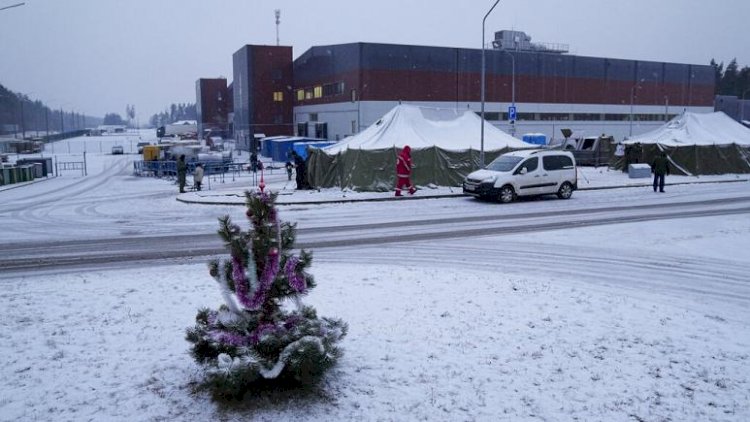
[
  {"xmin": 664, "ymin": 95, "xmax": 669, "ymax": 122},
  {"xmin": 499, "ymin": 49, "xmax": 516, "ymax": 135},
  {"xmin": 480, "ymin": 0, "xmax": 501, "ymax": 168},
  {"xmin": 0, "ymin": 2, "xmax": 25, "ymax": 12}
]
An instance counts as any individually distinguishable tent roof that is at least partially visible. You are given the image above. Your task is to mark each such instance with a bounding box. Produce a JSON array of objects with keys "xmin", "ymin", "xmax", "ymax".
[
  {"xmin": 323, "ymin": 104, "xmax": 529, "ymax": 154},
  {"xmin": 623, "ymin": 112, "xmax": 750, "ymax": 146}
]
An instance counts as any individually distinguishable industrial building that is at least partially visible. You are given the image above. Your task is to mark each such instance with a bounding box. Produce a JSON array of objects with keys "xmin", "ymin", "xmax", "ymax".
[
  {"xmin": 230, "ymin": 31, "xmax": 716, "ymax": 143},
  {"xmin": 195, "ymin": 78, "xmax": 231, "ymax": 138},
  {"xmin": 231, "ymin": 44, "xmax": 293, "ymax": 150}
]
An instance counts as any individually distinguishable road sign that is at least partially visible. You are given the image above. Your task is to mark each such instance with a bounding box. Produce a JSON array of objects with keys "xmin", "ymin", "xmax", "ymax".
[{"xmin": 508, "ymin": 106, "xmax": 517, "ymax": 122}]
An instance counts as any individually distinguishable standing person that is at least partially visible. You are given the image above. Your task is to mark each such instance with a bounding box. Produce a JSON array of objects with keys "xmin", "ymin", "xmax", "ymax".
[
  {"xmin": 285, "ymin": 161, "xmax": 294, "ymax": 181},
  {"xmin": 651, "ymin": 151, "xmax": 670, "ymax": 193},
  {"xmin": 614, "ymin": 142, "xmax": 626, "ymax": 172},
  {"xmin": 395, "ymin": 145, "xmax": 416, "ymax": 197},
  {"xmin": 291, "ymin": 151, "xmax": 307, "ymax": 190},
  {"xmin": 176, "ymin": 154, "xmax": 187, "ymax": 193},
  {"xmin": 193, "ymin": 163, "xmax": 204, "ymax": 191},
  {"xmin": 249, "ymin": 152, "xmax": 258, "ymax": 173}
]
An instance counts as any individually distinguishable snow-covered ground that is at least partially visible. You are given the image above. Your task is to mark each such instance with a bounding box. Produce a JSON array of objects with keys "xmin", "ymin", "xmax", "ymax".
[{"xmin": 1, "ymin": 135, "xmax": 749, "ymax": 421}]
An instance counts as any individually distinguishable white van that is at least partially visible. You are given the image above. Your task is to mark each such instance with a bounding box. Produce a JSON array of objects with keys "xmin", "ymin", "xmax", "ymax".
[{"xmin": 463, "ymin": 149, "xmax": 577, "ymax": 203}]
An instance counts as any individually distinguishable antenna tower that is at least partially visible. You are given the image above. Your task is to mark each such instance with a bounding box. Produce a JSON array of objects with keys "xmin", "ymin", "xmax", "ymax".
[{"xmin": 275, "ymin": 9, "xmax": 281, "ymax": 46}]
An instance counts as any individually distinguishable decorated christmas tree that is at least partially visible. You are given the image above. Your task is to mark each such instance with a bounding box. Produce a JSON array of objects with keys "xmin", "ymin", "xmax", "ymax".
[{"xmin": 186, "ymin": 190, "xmax": 347, "ymax": 400}]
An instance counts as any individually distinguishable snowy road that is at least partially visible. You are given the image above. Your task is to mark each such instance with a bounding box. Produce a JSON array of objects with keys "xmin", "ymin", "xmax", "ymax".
[
  {"xmin": 2, "ymin": 143, "xmax": 750, "ymax": 421},
  {"xmin": 2, "ymin": 193, "xmax": 750, "ymax": 274}
]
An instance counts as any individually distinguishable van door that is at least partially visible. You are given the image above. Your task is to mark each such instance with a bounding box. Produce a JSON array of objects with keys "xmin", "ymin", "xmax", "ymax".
[
  {"xmin": 541, "ymin": 154, "xmax": 575, "ymax": 193},
  {"xmin": 513, "ymin": 157, "xmax": 542, "ymax": 196}
]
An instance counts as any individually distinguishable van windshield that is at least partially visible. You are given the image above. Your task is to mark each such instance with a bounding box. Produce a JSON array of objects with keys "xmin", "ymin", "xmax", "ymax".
[{"xmin": 485, "ymin": 155, "xmax": 523, "ymax": 172}]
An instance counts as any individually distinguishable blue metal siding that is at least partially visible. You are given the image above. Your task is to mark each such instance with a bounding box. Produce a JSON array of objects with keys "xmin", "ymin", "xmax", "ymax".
[
  {"xmin": 636, "ymin": 61, "xmax": 664, "ymax": 83},
  {"xmin": 361, "ymin": 43, "xmax": 458, "ymax": 72},
  {"xmin": 663, "ymin": 62, "xmax": 688, "ymax": 84},
  {"xmin": 294, "ymin": 43, "xmax": 360, "ymax": 85}
]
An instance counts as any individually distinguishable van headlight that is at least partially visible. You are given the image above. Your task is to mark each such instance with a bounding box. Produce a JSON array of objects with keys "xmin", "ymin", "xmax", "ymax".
[{"xmin": 481, "ymin": 175, "xmax": 497, "ymax": 184}]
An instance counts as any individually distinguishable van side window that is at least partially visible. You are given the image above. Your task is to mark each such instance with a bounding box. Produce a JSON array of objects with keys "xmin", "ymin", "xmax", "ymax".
[
  {"xmin": 581, "ymin": 138, "xmax": 595, "ymax": 150},
  {"xmin": 543, "ymin": 155, "xmax": 574, "ymax": 170},
  {"xmin": 515, "ymin": 157, "xmax": 538, "ymax": 174}
]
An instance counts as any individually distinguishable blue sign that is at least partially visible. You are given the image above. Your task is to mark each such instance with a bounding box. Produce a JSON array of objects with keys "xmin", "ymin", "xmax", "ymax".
[{"xmin": 508, "ymin": 106, "xmax": 517, "ymax": 122}]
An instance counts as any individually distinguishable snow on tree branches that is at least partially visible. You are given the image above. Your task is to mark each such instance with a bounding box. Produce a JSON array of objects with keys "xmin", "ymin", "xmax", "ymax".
[{"xmin": 186, "ymin": 190, "xmax": 347, "ymax": 400}]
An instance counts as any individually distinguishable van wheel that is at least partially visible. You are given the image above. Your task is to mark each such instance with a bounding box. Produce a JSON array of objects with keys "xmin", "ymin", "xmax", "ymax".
[
  {"xmin": 498, "ymin": 186, "xmax": 515, "ymax": 203},
  {"xmin": 557, "ymin": 182, "xmax": 574, "ymax": 199}
]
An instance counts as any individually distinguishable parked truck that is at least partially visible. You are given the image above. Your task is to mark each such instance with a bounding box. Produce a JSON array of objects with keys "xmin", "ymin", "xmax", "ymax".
[{"xmin": 552, "ymin": 130, "xmax": 614, "ymax": 167}]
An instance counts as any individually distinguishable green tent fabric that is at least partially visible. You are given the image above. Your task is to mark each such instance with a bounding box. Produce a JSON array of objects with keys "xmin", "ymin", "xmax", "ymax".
[
  {"xmin": 616, "ymin": 112, "xmax": 750, "ymax": 175},
  {"xmin": 308, "ymin": 147, "xmax": 512, "ymax": 191},
  {"xmin": 305, "ymin": 105, "xmax": 532, "ymax": 191}
]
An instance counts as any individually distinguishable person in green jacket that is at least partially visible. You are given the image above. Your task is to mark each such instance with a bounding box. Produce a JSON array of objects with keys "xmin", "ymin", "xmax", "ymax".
[
  {"xmin": 177, "ymin": 154, "xmax": 187, "ymax": 193},
  {"xmin": 651, "ymin": 152, "xmax": 670, "ymax": 193}
]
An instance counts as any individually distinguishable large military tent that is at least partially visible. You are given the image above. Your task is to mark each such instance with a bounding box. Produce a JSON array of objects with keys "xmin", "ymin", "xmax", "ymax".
[
  {"xmin": 307, "ymin": 105, "xmax": 531, "ymax": 191},
  {"xmin": 618, "ymin": 112, "xmax": 750, "ymax": 175}
]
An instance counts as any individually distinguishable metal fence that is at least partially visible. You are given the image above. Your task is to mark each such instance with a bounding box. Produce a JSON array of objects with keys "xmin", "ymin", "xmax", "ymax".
[{"xmin": 133, "ymin": 160, "xmax": 247, "ymax": 190}]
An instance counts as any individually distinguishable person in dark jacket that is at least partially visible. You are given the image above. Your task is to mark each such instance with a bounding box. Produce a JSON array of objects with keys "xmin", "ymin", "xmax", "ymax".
[
  {"xmin": 291, "ymin": 151, "xmax": 307, "ymax": 190},
  {"xmin": 651, "ymin": 152, "xmax": 670, "ymax": 193},
  {"xmin": 285, "ymin": 161, "xmax": 294, "ymax": 181},
  {"xmin": 176, "ymin": 154, "xmax": 187, "ymax": 193}
]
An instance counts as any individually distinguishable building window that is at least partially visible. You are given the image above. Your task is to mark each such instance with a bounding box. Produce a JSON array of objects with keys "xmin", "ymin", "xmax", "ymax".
[
  {"xmin": 274, "ymin": 115, "xmax": 283, "ymax": 124},
  {"xmin": 297, "ymin": 123, "xmax": 308, "ymax": 137},
  {"xmin": 309, "ymin": 113, "xmax": 318, "ymax": 122},
  {"xmin": 572, "ymin": 113, "xmax": 602, "ymax": 121},
  {"xmin": 313, "ymin": 86, "xmax": 323, "ymax": 98},
  {"xmin": 315, "ymin": 122, "xmax": 328, "ymax": 139},
  {"xmin": 273, "ymin": 91, "xmax": 284, "ymax": 102},
  {"xmin": 604, "ymin": 114, "xmax": 628, "ymax": 121},
  {"xmin": 351, "ymin": 120, "xmax": 357, "ymax": 133},
  {"xmin": 296, "ymin": 90, "xmax": 304, "ymax": 101},
  {"xmin": 272, "ymin": 69, "xmax": 283, "ymax": 80},
  {"xmin": 305, "ymin": 89, "xmax": 313, "ymax": 100},
  {"xmin": 539, "ymin": 113, "xmax": 570, "ymax": 121}
]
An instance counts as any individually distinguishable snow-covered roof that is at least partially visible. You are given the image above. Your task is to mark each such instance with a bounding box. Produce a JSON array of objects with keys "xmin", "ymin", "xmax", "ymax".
[
  {"xmin": 170, "ymin": 120, "xmax": 197, "ymax": 126},
  {"xmin": 624, "ymin": 112, "xmax": 750, "ymax": 146},
  {"xmin": 323, "ymin": 104, "xmax": 529, "ymax": 154}
]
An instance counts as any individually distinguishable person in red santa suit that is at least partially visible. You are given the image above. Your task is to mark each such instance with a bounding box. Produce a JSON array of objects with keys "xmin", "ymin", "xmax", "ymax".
[{"xmin": 395, "ymin": 145, "xmax": 416, "ymax": 196}]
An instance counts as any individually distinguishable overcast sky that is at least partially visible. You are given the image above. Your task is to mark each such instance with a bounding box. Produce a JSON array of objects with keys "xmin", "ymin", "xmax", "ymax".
[{"xmin": 1, "ymin": 0, "xmax": 748, "ymax": 122}]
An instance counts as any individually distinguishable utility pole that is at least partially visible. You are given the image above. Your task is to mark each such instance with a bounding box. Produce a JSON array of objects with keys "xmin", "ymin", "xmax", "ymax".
[
  {"xmin": 480, "ymin": 0, "xmax": 501, "ymax": 168},
  {"xmin": 60, "ymin": 108, "xmax": 64, "ymax": 133}
]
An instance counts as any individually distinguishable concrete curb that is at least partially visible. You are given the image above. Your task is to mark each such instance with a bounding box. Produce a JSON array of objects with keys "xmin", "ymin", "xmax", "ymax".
[{"xmin": 175, "ymin": 177, "xmax": 749, "ymax": 206}]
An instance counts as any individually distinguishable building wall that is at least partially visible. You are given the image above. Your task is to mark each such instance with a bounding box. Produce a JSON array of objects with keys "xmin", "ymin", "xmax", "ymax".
[
  {"xmin": 715, "ymin": 95, "xmax": 750, "ymax": 122},
  {"xmin": 232, "ymin": 46, "xmax": 251, "ymax": 145},
  {"xmin": 196, "ymin": 78, "xmax": 229, "ymax": 137},
  {"xmin": 294, "ymin": 100, "xmax": 713, "ymax": 143},
  {"xmin": 294, "ymin": 43, "xmax": 714, "ymax": 107},
  {"xmin": 232, "ymin": 45, "xmax": 294, "ymax": 149},
  {"xmin": 290, "ymin": 42, "xmax": 715, "ymax": 142},
  {"xmin": 249, "ymin": 45, "xmax": 294, "ymax": 138}
]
